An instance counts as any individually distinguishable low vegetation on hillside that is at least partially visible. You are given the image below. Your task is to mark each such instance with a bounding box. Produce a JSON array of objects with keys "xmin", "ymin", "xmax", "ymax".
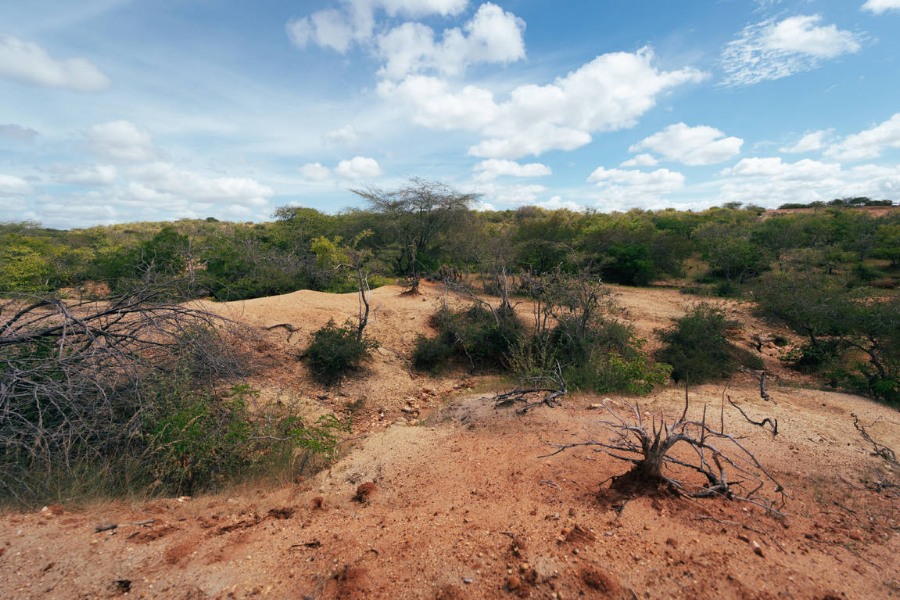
[{"xmin": 1, "ymin": 182, "xmax": 897, "ymax": 504}]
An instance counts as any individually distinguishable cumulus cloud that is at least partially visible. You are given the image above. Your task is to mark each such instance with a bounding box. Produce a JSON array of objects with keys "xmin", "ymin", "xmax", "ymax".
[
  {"xmin": 862, "ymin": 0, "xmax": 900, "ymax": 14},
  {"xmin": 721, "ymin": 15, "xmax": 861, "ymax": 86},
  {"xmin": 780, "ymin": 130, "xmax": 830, "ymax": 154},
  {"xmin": 715, "ymin": 156, "xmax": 900, "ymax": 206},
  {"xmin": 129, "ymin": 161, "xmax": 274, "ymax": 205},
  {"xmin": 0, "ymin": 174, "xmax": 33, "ymax": 196},
  {"xmin": 621, "ymin": 153, "xmax": 658, "ymax": 168},
  {"xmin": 825, "ymin": 113, "xmax": 900, "ymax": 161},
  {"xmin": 586, "ymin": 167, "xmax": 686, "ymax": 209},
  {"xmin": 87, "ymin": 120, "xmax": 158, "ymax": 163},
  {"xmin": 474, "ymin": 182, "xmax": 547, "ymax": 205},
  {"xmin": 629, "ymin": 123, "xmax": 743, "ymax": 166},
  {"xmin": 376, "ymin": 2, "xmax": 525, "ymax": 79},
  {"xmin": 473, "ymin": 159, "xmax": 551, "ymax": 181},
  {"xmin": 299, "ymin": 162, "xmax": 333, "ymax": 181},
  {"xmin": 0, "ymin": 34, "xmax": 110, "ymax": 92},
  {"xmin": 335, "ymin": 156, "xmax": 382, "ymax": 179},
  {"xmin": 323, "ymin": 124, "xmax": 360, "ymax": 145},
  {"xmin": 588, "ymin": 167, "xmax": 685, "ymax": 193},
  {"xmin": 54, "ymin": 164, "xmax": 118, "ymax": 186},
  {"xmin": 722, "ymin": 157, "xmax": 840, "ymax": 180},
  {"xmin": 287, "ymin": 0, "xmax": 468, "ymax": 54},
  {"xmin": 0, "ymin": 124, "xmax": 39, "ymax": 142},
  {"xmin": 382, "ymin": 48, "xmax": 706, "ymax": 159},
  {"xmin": 378, "ymin": 76, "xmax": 498, "ymax": 130}
]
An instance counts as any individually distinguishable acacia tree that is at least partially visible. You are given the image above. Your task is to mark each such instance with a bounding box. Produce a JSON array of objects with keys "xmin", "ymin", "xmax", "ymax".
[{"xmin": 352, "ymin": 179, "xmax": 478, "ymax": 293}]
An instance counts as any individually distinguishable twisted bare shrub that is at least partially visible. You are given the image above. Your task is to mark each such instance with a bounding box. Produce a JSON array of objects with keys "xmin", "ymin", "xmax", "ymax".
[
  {"xmin": 0, "ymin": 288, "xmax": 249, "ymax": 503},
  {"xmin": 547, "ymin": 393, "xmax": 786, "ymax": 515}
]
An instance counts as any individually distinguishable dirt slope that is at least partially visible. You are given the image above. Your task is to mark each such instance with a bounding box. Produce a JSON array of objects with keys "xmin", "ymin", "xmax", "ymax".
[{"xmin": 1, "ymin": 283, "xmax": 897, "ymax": 599}]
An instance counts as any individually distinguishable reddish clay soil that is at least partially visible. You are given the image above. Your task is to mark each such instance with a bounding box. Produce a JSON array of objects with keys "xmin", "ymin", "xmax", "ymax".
[{"xmin": 1, "ymin": 283, "xmax": 897, "ymax": 599}]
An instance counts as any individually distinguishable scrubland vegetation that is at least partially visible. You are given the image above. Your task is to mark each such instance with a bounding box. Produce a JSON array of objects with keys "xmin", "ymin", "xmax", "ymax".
[{"xmin": 1, "ymin": 182, "xmax": 897, "ymax": 505}]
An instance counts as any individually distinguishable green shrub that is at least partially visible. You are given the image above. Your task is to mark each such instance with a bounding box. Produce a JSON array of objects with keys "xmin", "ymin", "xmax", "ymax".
[
  {"xmin": 140, "ymin": 382, "xmax": 351, "ymax": 496},
  {"xmin": 304, "ymin": 319, "xmax": 377, "ymax": 385},
  {"xmin": 508, "ymin": 315, "xmax": 669, "ymax": 395},
  {"xmin": 413, "ymin": 303, "xmax": 522, "ymax": 373},
  {"xmin": 563, "ymin": 350, "xmax": 671, "ymax": 395},
  {"xmin": 656, "ymin": 303, "xmax": 763, "ymax": 384},
  {"xmin": 411, "ymin": 334, "xmax": 454, "ymax": 374}
]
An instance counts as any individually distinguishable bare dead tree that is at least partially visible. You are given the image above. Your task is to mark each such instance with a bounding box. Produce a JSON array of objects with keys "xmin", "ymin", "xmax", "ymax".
[
  {"xmin": 491, "ymin": 362, "xmax": 567, "ymax": 414},
  {"xmin": 544, "ymin": 392, "xmax": 786, "ymax": 516}
]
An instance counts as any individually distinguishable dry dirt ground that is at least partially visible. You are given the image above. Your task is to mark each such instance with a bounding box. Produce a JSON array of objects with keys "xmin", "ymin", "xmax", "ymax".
[{"xmin": 1, "ymin": 283, "xmax": 898, "ymax": 599}]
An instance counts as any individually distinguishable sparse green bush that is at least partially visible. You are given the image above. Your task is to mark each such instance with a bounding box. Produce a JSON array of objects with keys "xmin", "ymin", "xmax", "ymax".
[
  {"xmin": 142, "ymin": 382, "xmax": 350, "ymax": 495},
  {"xmin": 412, "ymin": 303, "xmax": 522, "ymax": 374},
  {"xmin": 304, "ymin": 319, "xmax": 377, "ymax": 385},
  {"xmin": 411, "ymin": 334, "xmax": 455, "ymax": 374},
  {"xmin": 656, "ymin": 303, "xmax": 763, "ymax": 384}
]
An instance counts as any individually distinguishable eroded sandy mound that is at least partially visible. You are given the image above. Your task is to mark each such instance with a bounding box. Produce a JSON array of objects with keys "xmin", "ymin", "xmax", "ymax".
[{"xmin": 1, "ymin": 282, "xmax": 897, "ymax": 599}]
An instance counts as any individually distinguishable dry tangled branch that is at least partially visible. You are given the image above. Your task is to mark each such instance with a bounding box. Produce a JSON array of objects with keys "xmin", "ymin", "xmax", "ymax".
[
  {"xmin": 544, "ymin": 391, "xmax": 786, "ymax": 516},
  {"xmin": 491, "ymin": 362, "xmax": 567, "ymax": 414},
  {"xmin": 851, "ymin": 413, "xmax": 897, "ymax": 465},
  {"xmin": 1, "ymin": 287, "xmax": 244, "ymax": 499}
]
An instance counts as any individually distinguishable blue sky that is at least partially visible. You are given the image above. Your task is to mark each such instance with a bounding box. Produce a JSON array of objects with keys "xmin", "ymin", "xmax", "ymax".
[{"xmin": 1, "ymin": 0, "xmax": 899, "ymax": 228}]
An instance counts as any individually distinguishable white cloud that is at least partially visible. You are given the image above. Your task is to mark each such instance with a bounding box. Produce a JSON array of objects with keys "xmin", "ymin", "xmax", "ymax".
[
  {"xmin": 335, "ymin": 156, "xmax": 382, "ymax": 179},
  {"xmin": 715, "ymin": 156, "xmax": 900, "ymax": 206},
  {"xmin": 0, "ymin": 34, "xmax": 110, "ymax": 92},
  {"xmin": 378, "ymin": 0, "xmax": 469, "ymax": 17},
  {"xmin": 287, "ymin": 0, "xmax": 468, "ymax": 54},
  {"xmin": 129, "ymin": 161, "xmax": 274, "ymax": 205},
  {"xmin": 780, "ymin": 130, "xmax": 830, "ymax": 153},
  {"xmin": 0, "ymin": 174, "xmax": 33, "ymax": 196},
  {"xmin": 382, "ymin": 48, "xmax": 707, "ymax": 160},
  {"xmin": 764, "ymin": 15, "xmax": 860, "ymax": 58},
  {"xmin": 825, "ymin": 113, "xmax": 900, "ymax": 161},
  {"xmin": 54, "ymin": 164, "xmax": 118, "ymax": 186},
  {"xmin": 629, "ymin": 123, "xmax": 743, "ymax": 166},
  {"xmin": 586, "ymin": 167, "xmax": 686, "ymax": 209},
  {"xmin": 723, "ymin": 157, "xmax": 840, "ymax": 180},
  {"xmin": 378, "ymin": 75, "xmax": 498, "ymax": 130},
  {"xmin": 299, "ymin": 162, "xmax": 333, "ymax": 181},
  {"xmin": 376, "ymin": 3, "xmax": 525, "ymax": 79},
  {"xmin": 621, "ymin": 153, "xmax": 658, "ymax": 167},
  {"xmin": 474, "ymin": 182, "xmax": 547, "ymax": 205},
  {"xmin": 473, "ymin": 159, "xmax": 551, "ymax": 181},
  {"xmin": 286, "ymin": 8, "xmax": 361, "ymax": 53},
  {"xmin": 862, "ymin": 0, "xmax": 900, "ymax": 14},
  {"xmin": 0, "ymin": 124, "xmax": 39, "ymax": 142},
  {"xmin": 87, "ymin": 120, "xmax": 158, "ymax": 163},
  {"xmin": 721, "ymin": 15, "xmax": 861, "ymax": 86},
  {"xmin": 588, "ymin": 167, "xmax": 686, "ymax": 193},
  {"xmin": 323, "ymin": 124, "xmax": 360, "ymax": 145}
]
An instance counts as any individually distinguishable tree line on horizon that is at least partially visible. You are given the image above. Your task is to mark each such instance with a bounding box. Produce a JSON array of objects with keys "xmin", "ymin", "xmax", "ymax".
[{"xmin": 2, "ymin": 186, "xmax": 898, "ymax": 300}]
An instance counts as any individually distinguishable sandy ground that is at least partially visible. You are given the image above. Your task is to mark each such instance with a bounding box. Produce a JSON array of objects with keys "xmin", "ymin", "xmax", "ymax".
[{"xmin": 1, "ymin": 282, "xmax": 897, "ymax": 599}]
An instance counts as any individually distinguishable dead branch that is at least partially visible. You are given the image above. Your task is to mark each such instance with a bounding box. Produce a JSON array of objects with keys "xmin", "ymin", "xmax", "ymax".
[
  {"xmin": 728, "ymin": 397, "xmax": 778, "ymax": 435},
  {"xmin": 1, "ymin": 287, "xmax": 244, "ymax": 498},
  {"xmin": 543, "ymin": 393, "xmax": 786, "ymax": 516},
  {"xmin": 265, "ymin": 323, "xmax": 300, "ymax": 341},
  {"xmin": 851, "ymin": 413, "xmax": 898, "ymax": 465},
  {"xmin": 741, "ymin": 368, "xmax": 774, "ymax": 403},
  {"xmin": 491, "ymin": 362, "xmax": 567, "ymax": 414}
]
